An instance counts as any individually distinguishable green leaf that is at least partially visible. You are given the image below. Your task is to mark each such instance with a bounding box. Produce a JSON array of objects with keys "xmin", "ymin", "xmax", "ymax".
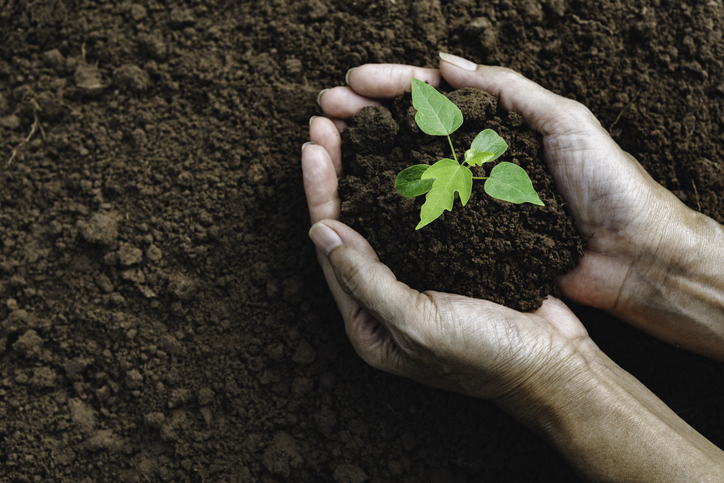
[
  {"xmin": 416, "ymin": 159, "xmax": 473, "ymax": 230},
  {"xmin": 484, "ymin": 162, "xmax": 544, "ymax": 206},
  {"xmin": 469, "ymin": 129, "xmax": 508, "ymax": 162},
  {"xmin": 410, "ymin": 78, "xmax": 463, "ymax": 137},
  {"xmin": 464, "ymin": 150, "xmax": 495, "ymax": 167},
  {"xmin": 396, "ymin": 164, "xmax": 434, "ymax": 197}
]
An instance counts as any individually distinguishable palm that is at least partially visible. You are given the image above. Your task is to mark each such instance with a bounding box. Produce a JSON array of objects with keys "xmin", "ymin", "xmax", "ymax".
[{"xmin": 538, "ymin": 124, "xmax": 681, "ymax": 309}]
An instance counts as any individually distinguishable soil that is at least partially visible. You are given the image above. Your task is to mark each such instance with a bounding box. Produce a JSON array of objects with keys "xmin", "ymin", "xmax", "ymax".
[
  {"xmin": 339, "ymin": 88, "xmax": 584, "ymax": 311},
  {"xmin": 1, "ymin": 0, "xmax": 723, "ymax": 482}
]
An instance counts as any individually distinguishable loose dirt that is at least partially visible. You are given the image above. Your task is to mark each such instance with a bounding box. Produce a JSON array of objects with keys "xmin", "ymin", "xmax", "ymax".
[{"xmin": 1, "ymin": 0, "xmax": 723, "ymax": 481}]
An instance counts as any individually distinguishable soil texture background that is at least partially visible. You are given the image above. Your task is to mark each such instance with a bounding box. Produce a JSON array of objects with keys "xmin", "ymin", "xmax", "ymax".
[{"xmin": 1, "ymin": 0, "xmax": 723, "ymax": 481}]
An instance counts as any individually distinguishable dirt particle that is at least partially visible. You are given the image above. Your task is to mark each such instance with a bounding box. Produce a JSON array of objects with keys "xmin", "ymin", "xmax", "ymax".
[
  {"xmin": 130, "ymin": 128, "xmax": 147, "ymax": 148},
  {"xmin": 144, "ymin": 412, "xmax": 165, "ymax": 429},
  {"xmin": 139, "ymin": 34, "xmax": 168, "ymax": 62},
  {"xmin": 292, "ymin": 340, "xmax": 316, "ymax": 364},
  {"xmin": 129, "ymin": 3, "xmax": 147, "ymax": 21},
  {"xmin": 261, "ymin": 431, "xmax": 303, "ymax": 478},
  {"xmin": 0, "ymin": 115, "xmax": 21, "ymax": 130},
  {"xmin": 113, "ymin": 64, "xmax": 152, "ymax": 93},
  {"xmin": 168, "ymin": 273, "xmax": 196, "ymax": 300},
  {"xmin": 74, "ymin": 63, "xmax": 104, "ymax": 90},
  {"xmin": 96, "ymin": 274, "xmax": 114, "ymax": 293},
  {"xmin": 13, "ymin": 329, "xmax": 44, "ymax": 358},
  {"xmin": 49, "ymin": 438, "xmax": 76, "ymax": 466},
  {"xmin": 125, "ymin": 369, "xmax": 144, "ymax": 390},
  {"xmin": 168, "ymin": 388, "xmax": 191, "ymax": 408},
  {"xmin": 146, "ymin": 244, "xmax": 163, "ymax": 261},
  {"xmin": 158, "ymin": 333, "xmax": 185, "ymax": 356},
  {"xmin": 29, "ymin": 366, "xmax": 57, "ymax": 388},
  {"xmin": 304, "ymin": 0, "xmax": 328, "ymax": 20},
  {"xmin": 64, "ymin": 359, "xmax": 90, "ymax": 378},
  {"xmin": 79, "ymin": 213, "xmax": 118, "ymax": 247},
  {"xmin": 160, "ymin": 410, "xmax": 189, "ymax": 441},
  {"xmin": 197, "ymin": 387, "xmax": 214, "ymax": 406},
  {"xmin": 334, "ymin": 464, "xmax": 368, "ymax": 483},
  {"xmin": 69, "ymin": 398, "xmax": 97, "ymax": 433},
  {"xmin": 117, "ymin": 243, "xmax": 143, "ymax": 266},
  {"xmin": 247, "ymin": 164, "xmax": 267, "ymax": 185},
  {"xmin": 284, "ymin": 58, "xmax": 303, "ymax": 74},
  {"xmin": 121, "ymin": 268, "xmax": 145, "ymax": 283},
  {"xmin": 169, "ymin": 8, "xmax": 195, "ymax": 28},
  {"xmin": 85, "ymin": 430, "xmax": 122, "ymax": 452}
]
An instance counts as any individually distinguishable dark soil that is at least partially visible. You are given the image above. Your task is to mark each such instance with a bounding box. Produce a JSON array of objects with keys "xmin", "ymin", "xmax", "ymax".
[
  {"xmin": 1, "ymin": 1, "xmax": 723, "ymax": 482},
  {"xmin": 340, "ymin": 88, "xmax": 584, "ymax": 311}
]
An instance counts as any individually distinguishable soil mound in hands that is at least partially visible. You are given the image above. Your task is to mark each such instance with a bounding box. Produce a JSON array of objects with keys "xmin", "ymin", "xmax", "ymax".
[{"xmin": 340, "ymin": 88, "xmax": 585, "ymax": 311}]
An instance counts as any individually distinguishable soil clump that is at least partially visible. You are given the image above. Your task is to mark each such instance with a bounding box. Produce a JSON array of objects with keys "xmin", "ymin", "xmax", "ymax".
[{"xmin": 340, "ymin": 88, "xmax": 584, "ymax": 311}]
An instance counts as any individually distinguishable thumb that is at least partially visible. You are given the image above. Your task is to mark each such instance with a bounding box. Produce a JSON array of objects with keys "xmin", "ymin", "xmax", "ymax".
[
  {"xmin": 438, "ymin": 52, "xmax": 604, "ymax": 137},
  {"xmin": 309, "ymin": 220, "xmax": 427, "ymax": 331}
]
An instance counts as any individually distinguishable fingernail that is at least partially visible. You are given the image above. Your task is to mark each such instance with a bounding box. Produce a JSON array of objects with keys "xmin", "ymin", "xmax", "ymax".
[
  {"xmin": 302, "ymin": 141, "xmax": 316, "ymax": 153},
  {"xmin": 309, "ymin": 222, "xmax": 343, "ymax": 255},
  {"xmin": 309, "ymin": 115, "xmax": 319, "ymax": 126},
  {"xmin": 345, "ymin": 67, "xmax": 357, "ymax": 85},
  {"xmin": 316, "ymin": 88, "xmax": 329, "ymax": 107},
  {"xmin": 439, "ymin": 52, "xmax": 478, "ymax": 72}
]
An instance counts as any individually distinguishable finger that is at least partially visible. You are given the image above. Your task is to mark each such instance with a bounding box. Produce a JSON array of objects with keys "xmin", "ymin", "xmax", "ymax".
[
  {"xmin": 309, "ymin": 221, "xmax": 416, "ymax": 372},
  {"xmin": 330, "ymin": 118, "xmax": 346, "ymax": 133},
  {"xmin": 301, "ymin": 144, "xmax": 340, "ymax": 224},
  {"xmin": 310, "ymin": 116, "xmax": 342, "ymax": 178},
  {"xmin": 318, "ymin": 86, "xmax": 380, "ymax": 120},
  {"xmin": 310, "ymin": 220, "xmax": 429, "ymax": 332},
  {"xmin": 347, "ymin": 64, "xmax": 441, "ymax": 99},
  {"xmin": 438, "ymin": 53, "xmax": 603, "ymax": 136}
]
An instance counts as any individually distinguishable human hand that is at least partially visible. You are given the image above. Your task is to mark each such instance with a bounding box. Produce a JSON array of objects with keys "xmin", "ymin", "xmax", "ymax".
[
  {"xmin": 316, "ymin": 53, "xmax": 724, "ymax": 359},
  {"xmin": 303, "ymin": 55, "xmax": 724, "ymax": 481},
  {"xmin": 304, "ymin": 65, "xmax": 596, "ymax": 401},
  {"xmin": 429, "ymin": 54, "xmax": 724, "ymax": 360}
]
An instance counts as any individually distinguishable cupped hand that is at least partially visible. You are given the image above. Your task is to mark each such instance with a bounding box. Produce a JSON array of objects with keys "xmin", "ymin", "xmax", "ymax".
[
  {"xmin": 302, "ymin": 56, "xmax": 724, "ymax": 481},
  {"xmin": 313, "ymin": 54, "xmax": 724, "ymax": 358},
  {"xmin": 303, "ymin": 63, "xmax": 599, "ymax": 403}
]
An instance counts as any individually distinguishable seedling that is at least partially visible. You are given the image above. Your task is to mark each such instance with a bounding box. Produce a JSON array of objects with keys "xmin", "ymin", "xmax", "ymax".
[{"xmin": 396, "ymin": 78, "xmax": 543, "ymax": 229}]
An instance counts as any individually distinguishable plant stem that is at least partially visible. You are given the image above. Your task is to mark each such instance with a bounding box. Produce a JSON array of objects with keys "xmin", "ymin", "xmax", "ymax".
[
  {"xmin": 446, "ymin": 135, "xmax": 458, "ymax": 164},
  {"xmin": 472, "ymin": 176, "xmax": 489, "ymax": 180}
]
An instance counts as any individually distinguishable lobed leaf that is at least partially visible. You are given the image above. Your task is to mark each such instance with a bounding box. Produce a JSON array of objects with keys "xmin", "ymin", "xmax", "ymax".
[
  {"xmin": 464, "ymin": 150, "xmax": 495, "ymax": 167},
  {"xmin": 395, "ymin": 164, "xmax": 434, "ymax": 197},
  {"xmin": 410, "ymin": 78, "xmax": 463, "ymax": 137},
  {"xmin": 484, "ymin": 162, "xmax": 544, "ymax": 206},
  {"xmin": 416, "ymin": 159, "xmax": 473, "ymax": 230},
  {"xmin": 469, "ymin": 129, "xmax": 508, "ymax": 163}
]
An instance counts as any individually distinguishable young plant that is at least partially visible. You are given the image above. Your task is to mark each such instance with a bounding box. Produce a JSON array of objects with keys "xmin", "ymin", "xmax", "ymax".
[{"xmin": 396, "ymin": 78, "xmax": 544, "ymax": 230}]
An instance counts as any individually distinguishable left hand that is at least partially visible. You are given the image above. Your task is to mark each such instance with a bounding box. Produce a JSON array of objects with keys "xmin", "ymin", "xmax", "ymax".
[{"xmin": 302, "ymin": 64, "xmax": 597, "ymax": 403}]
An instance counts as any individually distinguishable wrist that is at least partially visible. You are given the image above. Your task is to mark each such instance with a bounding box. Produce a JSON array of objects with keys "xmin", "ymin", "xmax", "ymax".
[
  {"xmin": 615, "ymin": 191, "xmax": 724, "ymax": 359},
  {"xmin": 498, "ymin": 345, "xmax": 724, "ymax": 481}
]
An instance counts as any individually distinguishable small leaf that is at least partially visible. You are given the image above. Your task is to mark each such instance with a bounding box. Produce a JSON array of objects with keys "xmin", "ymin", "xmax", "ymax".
[
  {"xmin": 464, "ymin": 150, "xmax": 495, "ymax": 167},
  {"xmin": 396, "ymin": 164, "xmax": 434, "ymax": 197},
  {"xmin": 410, "ymin": 78, "xmax": 463, "ymax": 137},
  {"xmin": 484, "ymin": 162, "xmax": 544, "ymax": 206},
  {"xmin": 470, "ymin": 129, "xmax": 508, "ymax": 161},
  {"xmin": 416, "ymin": 159, "xmax": 473, "ymax": 230}
]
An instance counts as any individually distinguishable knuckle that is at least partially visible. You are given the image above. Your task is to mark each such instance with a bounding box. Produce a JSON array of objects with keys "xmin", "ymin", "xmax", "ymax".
[
  {"xmin": 558, "ymin": 99, "xmax": 602, "ymax": 130},
  {"xmin": 492, "ymin": 68, "xmax": 525, "ymax": 87}
]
